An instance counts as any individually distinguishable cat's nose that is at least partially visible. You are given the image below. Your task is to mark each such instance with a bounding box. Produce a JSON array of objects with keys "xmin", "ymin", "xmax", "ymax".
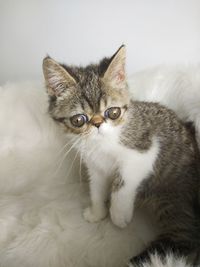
[
  {"xmin": 94, "ymin": 122, "xmax": 101, "ymax": 128},
  {"xmin": 90, "ymin": 115, "xmax": 104, "ymax": 128}
]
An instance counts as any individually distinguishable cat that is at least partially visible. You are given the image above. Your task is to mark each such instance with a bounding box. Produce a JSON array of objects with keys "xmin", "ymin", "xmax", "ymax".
[
  {"xmin": 42, "ymin": 46, "xmax": 200, "ymax": 266},
  {"xmin": 128, "ymin": 65, "xmax": 200, "ymax": 149}
]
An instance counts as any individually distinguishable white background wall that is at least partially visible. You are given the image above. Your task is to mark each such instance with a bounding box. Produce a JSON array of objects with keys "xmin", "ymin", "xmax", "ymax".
[{"xmin": 0, "ymin": 0, "xmax": 200, "ymax": 84}]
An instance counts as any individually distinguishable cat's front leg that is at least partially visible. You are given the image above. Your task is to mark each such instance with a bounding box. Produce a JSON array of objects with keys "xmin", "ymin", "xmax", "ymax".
[
  {"xmin": 83, "ymin": 170, "xmax": 110, "ymax": 223},
  {"xmin": 110, "ymin": 175, "xmax": 135, "ymax": 228},
  {"xmin": 110, "ymin": 142, "xmax": 158, "ymax": 228}
]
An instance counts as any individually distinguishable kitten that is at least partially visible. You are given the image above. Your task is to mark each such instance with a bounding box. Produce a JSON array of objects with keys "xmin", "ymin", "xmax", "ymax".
[{"xmin": 42, "ymin": 46, "xmax": 200, "ymax": 266}]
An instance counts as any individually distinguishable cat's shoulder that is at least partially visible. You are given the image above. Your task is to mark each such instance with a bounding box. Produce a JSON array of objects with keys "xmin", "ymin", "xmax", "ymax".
[
  {"xmin": 126, "ymin": 100, "xmax": 194, "ymax": 140},
  {"xmin": 128, "ymin": 100, "xmax": 183, "ymax": 124},
  {"xmin": 129, "ymin": 99, "xmax": 177, "ymax": 114}
]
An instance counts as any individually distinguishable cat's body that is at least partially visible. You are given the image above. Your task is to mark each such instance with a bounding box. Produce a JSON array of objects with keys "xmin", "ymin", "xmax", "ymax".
[
  {"xmin": 82, "ymin": 100, "xmax": 161, "ymax": 227},
  {"xmin": 128, "ymin": 66, "xmax": 200, "ymax": 148},
  {"xmin": 83, "ymin": 100, "xmax": 200, "ymax": 264},
  {"xmin": 42, "ymin": 46, "xmax": 200, "ymax": 266}
]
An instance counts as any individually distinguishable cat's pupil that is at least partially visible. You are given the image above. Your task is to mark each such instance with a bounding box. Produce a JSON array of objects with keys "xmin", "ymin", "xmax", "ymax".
[
  {"xmin": 70, "ymin": 114, "xmax": 88, "ymax": 127},
  {"xmin": 105, "ymin": 107, "xmax": 121, "ymax": 120}
]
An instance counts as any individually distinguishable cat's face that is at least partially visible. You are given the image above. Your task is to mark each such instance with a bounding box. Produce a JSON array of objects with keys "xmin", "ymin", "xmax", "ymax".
[{"xmin": 43, "ymin": 46, "xmax": 130, "ymax": 144}]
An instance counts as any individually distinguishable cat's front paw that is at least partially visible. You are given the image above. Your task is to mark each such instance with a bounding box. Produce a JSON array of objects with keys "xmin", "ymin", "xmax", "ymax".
[
  {"xmin": 83, "ymin": 206, "xmax": 108, "ymax": 223},
  {"xmin": 110, "ymin": 208, "xmax": 132, "ymax": 228},
  {"xmin": 110, "ymin": 199, "xmax": 133, "ymax": 228}
]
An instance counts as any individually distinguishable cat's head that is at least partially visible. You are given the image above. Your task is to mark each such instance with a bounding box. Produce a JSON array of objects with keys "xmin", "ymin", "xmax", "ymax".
[{"xmin": 43, "ymin": 45, "xmax": 130, "ymax": 143}]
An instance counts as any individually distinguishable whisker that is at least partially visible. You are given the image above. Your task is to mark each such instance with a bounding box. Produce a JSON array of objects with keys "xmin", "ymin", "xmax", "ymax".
[
  {"xmin": 53, "ymin": 129, "xmax": 91, "ymax": 177},
  {"xmin": 56, "ymin": 135, "xmax": 77, "ymax": 157},
  {"xmin": 79, "ymin": 150, "xmax": 83, "ymax": 183},
  {"xmin": 66, "ymin": 148, "xmax": 80, "ymax": 179},
  {"xmin": 77, "ymin": 132, "xmax": 91, "ymax": 183},
  {"xmin": 54, "ymin": 137, "xmax": 81, "ymax": 175}
]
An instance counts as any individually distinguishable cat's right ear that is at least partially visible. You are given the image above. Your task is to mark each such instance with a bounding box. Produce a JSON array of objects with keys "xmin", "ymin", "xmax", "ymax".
[
  {"xmin": 102, "ymin": 45, "xmax": 126, "ymax": 90},
  {"xmin": 43, "ymin": 57, "xmax": 77, "ymax": 97}
]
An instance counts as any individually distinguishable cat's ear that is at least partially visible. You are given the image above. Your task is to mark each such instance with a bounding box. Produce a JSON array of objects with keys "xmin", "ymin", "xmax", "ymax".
[
  {"xmin": 43, "ymin": 56, "xmax": 77, "ymax": 96},
  {"xmin": 102, "ymin": 45, "xmax": 126, "ymax": 90}
]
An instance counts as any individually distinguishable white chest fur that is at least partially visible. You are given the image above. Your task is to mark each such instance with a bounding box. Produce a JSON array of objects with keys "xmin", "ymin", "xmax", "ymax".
[
  {"xmin": 81, "ymin": 123, "xmax": 159, "ymax": 228},
  {"xmin": 83, "ymin": 129, "xmax": 159, "ymax": 184}
]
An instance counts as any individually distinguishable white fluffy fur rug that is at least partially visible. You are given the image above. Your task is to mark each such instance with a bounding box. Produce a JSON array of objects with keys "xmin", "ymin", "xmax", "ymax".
[
  {"xmin": 1, "ymin": 65, "xmax": 197, "ymax": 267},
  {"xmin": 0, "ymin": 81, "xmax": 156, "ymax": 267}
]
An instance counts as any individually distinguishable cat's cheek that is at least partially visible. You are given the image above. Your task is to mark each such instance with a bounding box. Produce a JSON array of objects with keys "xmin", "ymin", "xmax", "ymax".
[{"xmin": 87, "ymin": 127, "xmax": 98, "ymax": 139}]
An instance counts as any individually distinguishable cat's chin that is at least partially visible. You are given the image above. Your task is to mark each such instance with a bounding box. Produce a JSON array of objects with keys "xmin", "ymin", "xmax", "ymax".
[
  {"xmin": 88, "ymin": 123, "xmax": 121, "ymax": 144},
  {"xmin": 83, "ymin": 123, "xmax": 120, "ymax": 144},
  {"xmin": 90, "ymin": 126, "xmax": 113, "ymax": 140},
  {"xmin": 99, "ymin": 122, "xmax": 115, "ymax": 135}
]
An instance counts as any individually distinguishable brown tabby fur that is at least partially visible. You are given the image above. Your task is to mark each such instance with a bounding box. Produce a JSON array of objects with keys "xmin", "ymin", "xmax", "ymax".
[{"xmin": 43, "ymin": 46, "xmax": 200, "ymax": 266}]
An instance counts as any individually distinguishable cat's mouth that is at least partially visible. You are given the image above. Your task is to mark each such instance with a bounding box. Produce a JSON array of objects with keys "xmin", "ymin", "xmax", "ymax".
[
  {"xmin": 89, "ymin": 122, "xmax": 115, "ymax": 139},
  {"xmin": 90, "ymin": 125, "xmax": 104, "ymax": 137}
]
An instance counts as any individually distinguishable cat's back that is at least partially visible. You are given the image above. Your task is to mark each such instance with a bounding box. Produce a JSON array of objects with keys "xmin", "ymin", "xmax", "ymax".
[
  {"xmin": 123, "ymin": 100, "xmax": 195, "ymax": 151},
  {"xmin": 124, "ymin": 100, "xmax": 200, "ymax": 199},
  {"xmin": 128, "ymin": 100, "xmax": 184, "ymax": 131}
]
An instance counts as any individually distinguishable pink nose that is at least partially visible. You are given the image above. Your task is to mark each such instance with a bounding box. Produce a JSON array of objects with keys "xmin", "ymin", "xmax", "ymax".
[
  {"xmin": 93, "ymin": 122, "xmax": 101, "ymax": 128},
  {"xmin": 90, "ymin": 115, "xmax": 104, "ymax": 128}
]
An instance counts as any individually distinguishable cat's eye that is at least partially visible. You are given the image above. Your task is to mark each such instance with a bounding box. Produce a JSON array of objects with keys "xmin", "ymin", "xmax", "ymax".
[
  {"xmin": 70, "ymin": 114, "xmax": 88, "ymax": 127},
  {"xmin": 104, "ymin": 107, "xmax": 121, "ymax": 120}
]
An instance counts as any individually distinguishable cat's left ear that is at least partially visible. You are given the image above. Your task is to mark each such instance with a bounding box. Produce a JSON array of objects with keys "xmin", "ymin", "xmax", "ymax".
[{"xmin": 102, "ymin": 45, "xmax": 126, "ymax": 90}]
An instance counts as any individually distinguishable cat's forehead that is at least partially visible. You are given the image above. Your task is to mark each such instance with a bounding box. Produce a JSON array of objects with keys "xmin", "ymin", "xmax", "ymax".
[
  {"xmin": 51, "ymin": 61, "xmax": 129, "ymax": 117},
  {"xmin": 53, "ymin": 68, "xmax": 103, "ymax": 116},
  {"xmin": 72, "ymin": 94, "xmax": 126, "ymax": 119},
  {"xmin": 77, "ymin": 69, "xmax": 103, "ymax": 112}
]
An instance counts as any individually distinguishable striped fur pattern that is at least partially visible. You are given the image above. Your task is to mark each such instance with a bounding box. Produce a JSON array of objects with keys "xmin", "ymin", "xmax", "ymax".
[{"xmin": 43, "ymin": 46, "xmax": 200, "ymax": 267}]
